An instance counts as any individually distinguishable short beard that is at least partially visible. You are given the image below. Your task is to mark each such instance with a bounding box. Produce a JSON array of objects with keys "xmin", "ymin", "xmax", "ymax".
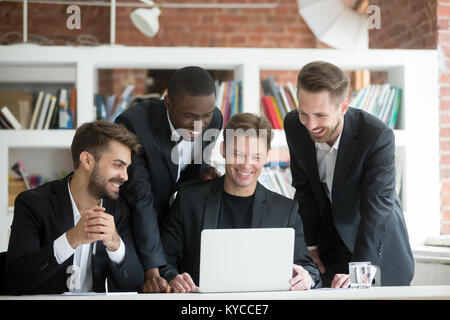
[
  {"xmin": 87, "ymin": 165, "xmax": 119, "ymax": 201},
  {"xmin": 309, "ymin": 118, "xmax": 341, "ymax": 144}
]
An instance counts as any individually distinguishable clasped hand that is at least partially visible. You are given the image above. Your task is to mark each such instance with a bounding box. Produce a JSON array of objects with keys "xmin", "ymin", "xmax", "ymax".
[{"xmin": 66, "ymin": 206, "xmax": 120, "ymax": 252}]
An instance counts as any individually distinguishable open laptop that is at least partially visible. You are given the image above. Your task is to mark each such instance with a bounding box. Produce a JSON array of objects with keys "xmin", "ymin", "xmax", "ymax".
[{"xmin": 194, "ymin": 228, "xmax": 295, "ymax": 293}]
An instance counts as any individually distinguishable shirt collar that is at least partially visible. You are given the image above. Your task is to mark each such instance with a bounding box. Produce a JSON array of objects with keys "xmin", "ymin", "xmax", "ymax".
[
  {"xmin": 67, "ymin": 177, "xmax": 103, "ymax": 219},
  {"xmin": 167, "ymin": 110, "xmax": 181, "ymax": 141},
  {"xmin": 167, "ymin": 110, "xmax": 199, "ymax": 145},
  {"xmin": 315, "ymin": 130, "xmax": 343, "ymax": 152}
]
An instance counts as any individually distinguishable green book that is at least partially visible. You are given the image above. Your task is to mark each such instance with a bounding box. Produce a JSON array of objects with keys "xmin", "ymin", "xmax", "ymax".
[{"xmin": 388, "ymin": 88, "xmax": 402, "ymax": 129}]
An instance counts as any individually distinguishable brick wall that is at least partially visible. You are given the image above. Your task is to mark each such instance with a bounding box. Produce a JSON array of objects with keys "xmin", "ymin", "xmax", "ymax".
[
  {"xmin": 115, "ymin": 0, "xmax": 315, "ymax": 48},
  {"xmin": 0, "ymin": 3, "xmax": 109, "ymax": 44},
  {"xmin": 369, "ymin": 0, "xmax": 437, "ymax": 49}
]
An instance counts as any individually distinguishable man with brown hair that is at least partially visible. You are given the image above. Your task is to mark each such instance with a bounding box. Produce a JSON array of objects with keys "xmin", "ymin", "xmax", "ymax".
[
  {"xmin": 157, "ymin": 113, "xmax": 321, "ymax": 292},
  {"xmin": 6, "ymin": 120, "xmax": 144, "ymax": 294},
  {"xmin": 284, "ymin": 61, "xmax": 414, "ymax": 287}
]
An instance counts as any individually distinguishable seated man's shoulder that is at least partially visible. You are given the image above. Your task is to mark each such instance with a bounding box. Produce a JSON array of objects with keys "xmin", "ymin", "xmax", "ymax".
[
  {"xmin": 262, "ymin": 185, "xmax": 296, "ymax": 209},
  {"xmin": 16, "ymin": 179, "xmax": 56, "ymax": 203}
]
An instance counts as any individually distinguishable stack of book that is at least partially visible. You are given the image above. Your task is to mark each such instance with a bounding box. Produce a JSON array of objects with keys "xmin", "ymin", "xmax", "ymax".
[
  {"xmin": 94, "ymin": 85, "xmax": 136, "ymax": 122},
  {"xmin": 350, "ymin": 83, "xmax": 402, "ymax": 129},
  {"xmin": 261, "ymin": 77, "xmax": 298, "ymax": 130},
  {"xmin": 215, "ymin": 80, "xmax": 242, "ymax": 126},
  {"xmin": 0, "ymin": 88, "xmax": 77, "ymax": 130}
]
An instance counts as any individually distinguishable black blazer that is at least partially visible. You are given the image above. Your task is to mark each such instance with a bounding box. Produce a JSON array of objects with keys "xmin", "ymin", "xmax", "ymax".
[
  {"xmin": 115, "ymin": 99, "xmax": 223, "ymax": 270},
  {"xmin": 284, "ymin": 107, "xmax": 414, "ymax": 286},
  {"xmin": 159, "ymin": 177, "xmax": 322, "ymax": 288},
  {"xmin": 5, "ymin": 174, "xmax": 144, "ymax": 295}
]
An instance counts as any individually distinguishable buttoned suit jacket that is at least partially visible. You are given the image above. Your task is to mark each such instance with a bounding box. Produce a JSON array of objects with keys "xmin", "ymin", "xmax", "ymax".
[{"xmin": 284, "ymin": 107, "xmax": 414, "ymax": 286}]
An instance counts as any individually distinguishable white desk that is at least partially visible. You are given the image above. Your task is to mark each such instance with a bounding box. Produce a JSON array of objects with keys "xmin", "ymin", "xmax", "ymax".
[{"xmin": 1, "ymin": 286, "xmax": 450, "ymax": 300}]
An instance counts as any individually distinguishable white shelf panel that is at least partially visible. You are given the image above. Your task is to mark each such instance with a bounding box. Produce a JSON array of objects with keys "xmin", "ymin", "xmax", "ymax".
[
  {"xmin": 394, "ymin": 129, "xmax": 405, "ymax": 146},
  {"xmin": 0, "ymin": 44, "xmax": 437, "ymax": 69},
  {"xmin": 0, "ymin": 65, "xmax": 76, "ymax": 83},
  {"xmin": 0, "ymin": 130, "xmax": 75, "ymax": 148}
]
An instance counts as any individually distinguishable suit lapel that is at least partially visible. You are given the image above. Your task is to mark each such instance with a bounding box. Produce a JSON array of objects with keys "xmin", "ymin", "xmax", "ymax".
[
  {"xmin": 332, "ymin": 110, "xmax": 359, "ymax": 205},
  {"xmin": 151, "ymin": 104, "xmax": 178, "ymax": 185},
  {"xmin": 298, "ymin": 128, "xmax": 329, "ymax": 211},
  {"xmin": 50, "ymin": 174, "xmax": 75, "ymax": 235},
  {"xmin": 202, "ymin": 177, "xmax": 224, "ymax": 229},
  {"xmin": 250, "ymin": 183, "xmax": 268, "ymax": 228}
]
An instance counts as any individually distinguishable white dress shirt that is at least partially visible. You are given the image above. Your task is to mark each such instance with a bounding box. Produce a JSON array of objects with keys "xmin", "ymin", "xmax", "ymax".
[
  {"xmin": 315, "ymin": 131, "xmax": 342, "ymax": 203},
  {"xmin": 167, "ymin": 111, "xmax": 203, "ymax": 182},
  {"xmin": 307, "ymin": 132, "xmax": 342, "ymax": 251},
  {"xmin": 52, "ymin": 179, "xmax": 126, "ymax": 292}
]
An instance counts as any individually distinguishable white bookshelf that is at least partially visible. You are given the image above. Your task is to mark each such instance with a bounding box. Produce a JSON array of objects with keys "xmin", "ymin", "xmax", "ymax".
[{"xmin": 0, "ymin": 44, "xmax": 439, "ymax": 252}]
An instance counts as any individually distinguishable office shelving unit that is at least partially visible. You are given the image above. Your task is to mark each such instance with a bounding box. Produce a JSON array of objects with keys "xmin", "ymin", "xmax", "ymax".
[{"xmin": 0, "ymin": 44, "xmax": 439, "ymax": 251}]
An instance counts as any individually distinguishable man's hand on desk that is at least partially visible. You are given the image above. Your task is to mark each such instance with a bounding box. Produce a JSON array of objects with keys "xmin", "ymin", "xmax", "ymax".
[
  {"xmin": 289, "ymin": 264, "xmax": 312, "ymax": 290},
  {"xmin": 141, "ymin": 268, "xmax": 171, "ymax": 293},
  {"xmin": 169, "ymin": 272, "xmax": 198, "ymax": 293},
  {"xmin": 331, "ymin": 274, "xmax": 350, "ymax": 288}
]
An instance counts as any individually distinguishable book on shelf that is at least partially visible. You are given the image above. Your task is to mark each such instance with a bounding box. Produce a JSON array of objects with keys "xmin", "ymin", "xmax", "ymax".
[
  {"xmin": 43, "ymin": 95, "xmax": 57, "ymax": 129},
  {"xmin": 109, "ymin": 85, "xmax": 135, "ymax": 122},
  {"xmin": 94, "ymin": 85, "xmax": 136, "ymax": 122},
  {"xmin": 284, "ymin": 82, "xmax": 298, "ymax": 108},
  {"xmin": 35, "ymin": 93, "xmax": 52, "ymax": 130},
  {"xmin": 261, "ymin": 96, "xmax": 281, "ymax": 129},
  {"xmin": 260, "ymin": 78, "xmax": 298, "ymax": 129},
  {"xmin": 1, "ymin": 106, "xmax": 22, "ymax": 129},
  {"xmin": 0, "ymin": 111, "xmax": 13, "ymax": 129},
  {"xmin": 271, "ymin": 96, "xmax": 283, "ymax": 129},
  {"xmin": 261, "ymin": 77, "xmax": 287, "ymax": 120},
  {"xmin": 0, "ymin": 92, "xmax": 34, "ymax": 128},
  {"xmin": 0, "ymin": 87, "xmax": 76, "ymax": 130},
  {"xmin": 214, "ymin": 80, "xmax": 242, "ymax": 126},
  {"xmin": 29, "ymin": 91, "xmax": 44, "ymax": 129},
  {"xmin": 58, "ymin": 88, "xmax": 74, "ymax": 129},
  {"xmin": 350, "ymin": 83, "xmax": 402, "ymax": 129},
  {"xmin": 69, "ymin": 88, "xmax": 77, "ymax": 128}
]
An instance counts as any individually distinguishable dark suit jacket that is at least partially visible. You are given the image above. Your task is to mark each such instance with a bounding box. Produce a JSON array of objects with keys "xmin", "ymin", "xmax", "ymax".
[
  {"xmin": 284, "ymin": 107, "xmax": 414, "ymax": 286},
  {"xmin": 115, "ymin": 99, "xmax": 223, "ymax": 270},
  {"xmin": 5, "ymin": 174, "xmax": 144, "ymax": 295},
  {"xmin": 159, "ymin": 176, "xmax": 322, "ymax": 288}
]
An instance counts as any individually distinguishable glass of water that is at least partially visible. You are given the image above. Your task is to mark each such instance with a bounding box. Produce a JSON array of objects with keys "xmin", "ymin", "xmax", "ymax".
[{"xmin": 348, "ymin": 262, "xmax": 378, "ymax": 289}]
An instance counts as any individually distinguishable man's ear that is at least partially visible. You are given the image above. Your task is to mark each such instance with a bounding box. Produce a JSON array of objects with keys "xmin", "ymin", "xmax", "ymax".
[
  {"xmin": 79, "ymin": 151, "xmax": 95, "ymax": 171},
  {"xmin": 164, "ymin": 94, "xmax": 172, "ymax": 112},
  {"xmin": 340, "ymin": 98, "xmax": 350, "ymax": 115}
]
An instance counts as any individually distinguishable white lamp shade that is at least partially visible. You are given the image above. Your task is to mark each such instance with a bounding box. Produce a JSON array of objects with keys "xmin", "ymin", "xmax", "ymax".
[
  {"xmin": 297, "ymin": 0, "xmax": 368, "ymax": 50},
  {"xmin": 131, "ymin": 7, "xmax": 161, "ymax": 37}
]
